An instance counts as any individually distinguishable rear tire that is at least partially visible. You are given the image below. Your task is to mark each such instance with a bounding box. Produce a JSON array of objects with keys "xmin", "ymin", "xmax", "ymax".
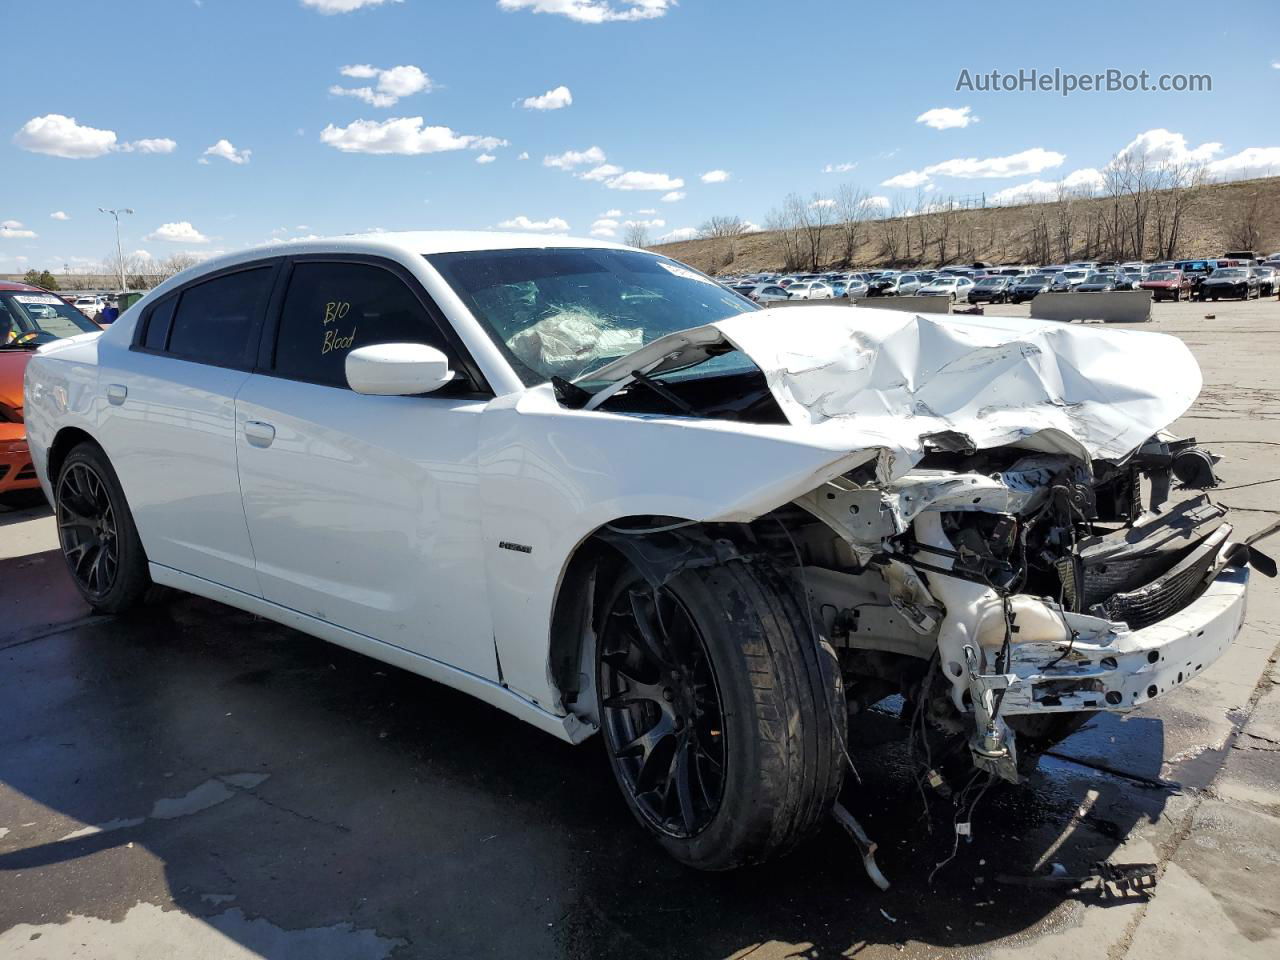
[
  {"xmin": 55, "ymin": 442, "xmax": 151, "ymax": 614},
  {"xmin": 596, "ymin": 558, "xmax": 846, "ymax": 870}
]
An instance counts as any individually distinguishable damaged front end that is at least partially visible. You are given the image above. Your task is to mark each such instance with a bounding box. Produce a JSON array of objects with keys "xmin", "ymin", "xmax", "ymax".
[
  {"xmin": 569, "ymin": 308, "xmax": 1275, "ymax": 787},
  {"xmin": 781, "ymin": 434, "xmax": 1266, "ymax": 783}
]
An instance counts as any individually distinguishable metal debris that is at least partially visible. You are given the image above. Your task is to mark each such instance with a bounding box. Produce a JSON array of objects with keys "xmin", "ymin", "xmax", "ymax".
[
  {"xmin": 832, "ymin": 801, "xmax": 890, "ymax": 891},
  {"xmin": 996, "ymin": 861, "xmax": 1158, "ymax": 899}
]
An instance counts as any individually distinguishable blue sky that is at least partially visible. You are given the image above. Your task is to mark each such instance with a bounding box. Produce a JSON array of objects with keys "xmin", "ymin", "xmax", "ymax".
[{"xmin": 3, "ymin": 0, "xmax": 1278, "ymax": 272}]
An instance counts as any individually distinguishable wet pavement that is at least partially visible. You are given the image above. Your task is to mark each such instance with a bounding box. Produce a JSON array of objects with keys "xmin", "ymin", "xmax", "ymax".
[{"xmin": 3, "ymin": 297, "xmax": 1280, "ymax": 959}]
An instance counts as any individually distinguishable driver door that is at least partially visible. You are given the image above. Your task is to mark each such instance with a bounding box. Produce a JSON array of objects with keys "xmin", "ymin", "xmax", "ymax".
[{"xmin": 234, "ymin": 256, "xmax": 498, "ymax": 679}]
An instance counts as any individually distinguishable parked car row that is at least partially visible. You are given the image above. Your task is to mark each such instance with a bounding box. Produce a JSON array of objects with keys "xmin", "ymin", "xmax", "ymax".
[{"xmin": 719, "ymin": 255, "xmax": 1279, "ymax": 306}]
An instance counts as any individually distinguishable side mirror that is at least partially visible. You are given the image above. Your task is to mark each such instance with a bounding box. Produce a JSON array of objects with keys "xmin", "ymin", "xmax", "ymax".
[{"xmin": 345, "ymin": 343, "xmax": 454, "ymax": 396}]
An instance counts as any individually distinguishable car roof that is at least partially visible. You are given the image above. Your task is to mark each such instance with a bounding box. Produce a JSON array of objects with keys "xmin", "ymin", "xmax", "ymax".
[
  {"xmin": 0, "ymin": 281, "xmax": 48, "ymax": 292},
  {"xmin": 178, "ymin": 230, "xmax": 635, "ymax": 278}
]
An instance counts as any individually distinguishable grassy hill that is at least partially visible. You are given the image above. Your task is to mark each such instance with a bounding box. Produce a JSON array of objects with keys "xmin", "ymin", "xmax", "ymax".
[{"xmin": 652, "ymin": 175, "xmax": 1280, "ymax": 274}]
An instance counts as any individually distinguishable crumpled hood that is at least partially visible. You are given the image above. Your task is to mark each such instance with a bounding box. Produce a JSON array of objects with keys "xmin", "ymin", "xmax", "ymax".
[{"xmin": 585, "ymin": 306, "xmax": 1202, "ymax": 479}]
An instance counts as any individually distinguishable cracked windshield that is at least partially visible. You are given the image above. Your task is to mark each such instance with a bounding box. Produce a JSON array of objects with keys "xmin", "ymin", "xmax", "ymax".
[{"xmin": 428, "ymin": 247, "xmax": 756, "ymax": 385}]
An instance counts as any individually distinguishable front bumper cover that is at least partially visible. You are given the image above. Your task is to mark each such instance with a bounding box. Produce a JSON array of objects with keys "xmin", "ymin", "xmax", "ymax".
[{"xmin": 996, "ymin": 557, "xmax": 1247, "ymax": 716}]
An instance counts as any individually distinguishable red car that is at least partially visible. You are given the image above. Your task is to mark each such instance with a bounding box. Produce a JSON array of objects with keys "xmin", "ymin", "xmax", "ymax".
[
  {"xmin": 1138, "ymin": 269, "xmax": 1193, "ymax": 302},
  {"xmin": 0, "ymin": 281, "xmax": 102, "ymax": 506}
]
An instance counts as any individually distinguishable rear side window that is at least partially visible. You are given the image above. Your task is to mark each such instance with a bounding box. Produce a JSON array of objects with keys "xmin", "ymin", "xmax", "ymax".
[
  {"xmin": 141, "ymin": 296, "xmax": 177, "ymax": 351},
  {"xmin": 167, "ymin": 267, "xmax": 274, "ymax": 368},
  {"xmin": 272, "ymin": 261, "xmax": 450, "ymax": 389}
]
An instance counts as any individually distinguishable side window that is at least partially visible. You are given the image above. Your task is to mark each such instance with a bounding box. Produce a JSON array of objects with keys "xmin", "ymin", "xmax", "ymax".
[
  {"xmin": 141, "ymin": 296, "xmax": 177, "ymax": 351},
  {"xmin": 272, "ymin": 261, "xmax": 450, "ymax": 389},
  {"xmin": 167, "ymin": 267, "xmax": 274, "ymax": 368}
]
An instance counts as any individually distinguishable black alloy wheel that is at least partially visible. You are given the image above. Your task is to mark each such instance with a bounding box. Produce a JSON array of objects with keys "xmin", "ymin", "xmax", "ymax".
[
  {"xmin": 56, "ymin": 460, "xmax": 119, "ymax": 599},
  {"xmin": 598, "ymin": 584, "xmax": 726, "ymax": 839}
]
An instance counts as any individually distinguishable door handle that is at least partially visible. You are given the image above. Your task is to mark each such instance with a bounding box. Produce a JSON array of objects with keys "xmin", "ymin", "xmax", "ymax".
[
  {"xmin": 244, "ymin": 420, "xmax": 276, "ymax": 448},
  {"xmin": 106, "ymin": 384, "xmax": 127, "ymax": 405}
]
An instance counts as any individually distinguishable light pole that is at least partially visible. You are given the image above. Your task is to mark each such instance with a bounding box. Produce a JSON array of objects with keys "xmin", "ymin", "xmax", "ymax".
[{"xmin": 98, "ymin": 207, "xmax": 133, "ymax": 291}]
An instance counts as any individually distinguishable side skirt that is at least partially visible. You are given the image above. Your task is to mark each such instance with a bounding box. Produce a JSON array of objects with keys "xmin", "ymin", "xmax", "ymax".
[{"xmin": 148, "ymin": 563, "xmax": 596, "ymax": 745}]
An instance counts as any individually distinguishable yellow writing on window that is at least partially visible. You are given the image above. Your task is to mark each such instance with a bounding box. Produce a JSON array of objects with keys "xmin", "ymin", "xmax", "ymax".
[
  {"xmin": 323, "ymin": 326, "xmax": 357, "ymax": 354},
  {"xmin": 324, "ymin": 301, "xmax": 351, "ymax": 325}
]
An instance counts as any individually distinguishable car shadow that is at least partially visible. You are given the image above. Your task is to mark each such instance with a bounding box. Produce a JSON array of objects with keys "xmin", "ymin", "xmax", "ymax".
[{"xmin": 0, "ymin": 573, "xmax": 1176, "ymax": 958}]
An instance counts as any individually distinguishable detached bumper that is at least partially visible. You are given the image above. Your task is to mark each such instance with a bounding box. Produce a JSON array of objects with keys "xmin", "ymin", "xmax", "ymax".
[{"xmin": 997, "ymin": 559, "xmax": 1248, "ymax": 715}]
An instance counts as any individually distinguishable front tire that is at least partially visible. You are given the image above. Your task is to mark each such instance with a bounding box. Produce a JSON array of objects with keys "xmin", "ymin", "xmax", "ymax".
[
  {"xmin": 55, "ymin": 442, "xmax": 151, "ymax": 613},
  {"xmin": 596, "ymin": 559, "xmax": 846, "ymax": 870}
]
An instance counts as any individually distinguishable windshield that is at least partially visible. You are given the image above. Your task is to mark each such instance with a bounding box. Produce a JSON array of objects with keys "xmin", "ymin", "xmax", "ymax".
[
  {"xmin": 1214, "ymin": 269, "xmax": 1246, "ymax": 278},
  {"xmin": 1024, "ymin": 275, "xmax": 1050, "ymax": 284},
  {"xmin": 1, "ymin": 292, "xmax": 100, "ymax": 346},
  {"xmin": 427, "ymin": 248, "xmax": 758, "ymax": 386},
  {"xmin": 1148, "ymin": 272, "xmax": 1177, "ymax": 281}
]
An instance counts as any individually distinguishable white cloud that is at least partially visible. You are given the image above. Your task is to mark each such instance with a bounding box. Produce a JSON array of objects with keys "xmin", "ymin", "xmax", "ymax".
[
  {"xmin": 517, "ymin": 151, "xmax": 530, "ymax": 160},
  {"xmin": 881, "ymin": 170, "xmax": 932, "ymax": 189},
  {"xmin": 600, "ymin": 208, "xmax": 622, "ymax": 217},
  {"xmin": 14, "ymin": 114, "xmax": 179, "ymax": 159},
  {"xmin": 301, "ymin": 0, "xmax": 402, "ymax": 13},
  {"xmin": 605, "ymin": 170, "xmax": 684, "ymax": 191},
  {"xmin": 331, "ymin": 64, "xmax": 432, "ymax": 107},
  {"xmin": 543, "ymin": 145, "xmax": 606, "ymax": 169},
  {"xmin": 520, "ymin": 85, "xmax": 573, "ymax": 111},
  {"xmin": 475, "ymin": 153, "xmax": 497, "ymax": 164},
  {"xmin": 862, "ymin": 196, "xmax": 890, "ymax": 211},
  {"xmin": 990, "ymin": 179, "xmax": 1058, "ymax": 205},
  {"xmin": 50, "ymin": 211, "xmax": 70, "ymax": 220},
  {"xmin": 1112, "ymin": 128, "xmax": 1221, "ymax": 167},
  {"xmin": 916, "ymin": 106, "xmax": 978, "ymax": 130},
  {"xmin": 145, "ymin": 221, "xmax": 210, "ymax": 244},
  {"xmin": 1062, "ymin": 167, "xmax": 1104, "ymax": 192},
  {"xmin": 590, "ymin": 217, "xmax": 619, "ymax": 237},
  {"xmin": 823, "ymin": 162, "xmax": 857, "ymax": 174},
  {"xmin": 119, "ymin": 138, "xmax": 178, "ymax": 154},
  {"xmin": 579, "ymin": 163, "xmax": 623, "ymax": 181},
  {"xmin": 700, "ymin": 169, "xmax": 730, "ymax": 184},
  {"xmin": 1207, "ymin": 146, "xmax": 1280, "ymax": 180},
  {"xmin": 497, "ymin": 215, "xmax": 570, "ymax": 231},
  {"xmin": 200, "ymin": 139, "xmax": 251, "ymax": 165},
  {"xmin": 742, "ymin": 221, "xmax": 762, "ymax": 233},
  {"xmin": 624, "ymin": 218, "xmax": 665, "ymax": 229},
  {"xmin": 14, "ymin": 114, "xmax": 117, "ymax": 158},
  {"xmin": 657, "ymin": 226, "xmax": 698, "ymax": 242},
  {"xmin": 0, "ymin": 220, "xmax": 36, "ymax": 239},
  {"xmin": 661, "ymin": 190, "xmax": 685, "ymax": 202},
  {"xmin": 497, "ymin": 0, "xmax": 672, "ymax": 24},
  {"xmin": 635, "ymin": 208, "xmax": 656, "ymax": 214},
  {"xmin": 320, "ymin": 117, "xmax": 507, "ymax": 155},
  {"xmin": 882, "ymin": 147, "xmax": 1065, "ymax": 189},
  {"xmin": 1272, "ymin": 61, "xmax": 1280, "ymax": 69},
  {"xmin": 926, "ymin": 147, "xmax": 1064, "ymax": 179},
  {"xmin": 809, "ymin": 198, "xmax": 836, "ymax": 209}
]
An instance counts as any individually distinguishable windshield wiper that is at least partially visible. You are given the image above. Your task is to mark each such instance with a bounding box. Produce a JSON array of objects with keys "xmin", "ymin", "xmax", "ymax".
[{"xmin": 628, "ymin": 368, "xmax": 700, "ymax": 416}]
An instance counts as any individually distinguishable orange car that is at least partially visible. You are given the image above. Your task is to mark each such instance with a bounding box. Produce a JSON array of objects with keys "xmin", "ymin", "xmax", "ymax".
[{"xmin": 1, "ymin": 281, "xmax": 101, "ymax": 506}]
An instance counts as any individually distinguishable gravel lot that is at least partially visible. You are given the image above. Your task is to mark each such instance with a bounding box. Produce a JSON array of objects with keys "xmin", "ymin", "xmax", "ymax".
[{"xmin": 2, "ymin": 295, "xmax": 1279, "ymax": 960}]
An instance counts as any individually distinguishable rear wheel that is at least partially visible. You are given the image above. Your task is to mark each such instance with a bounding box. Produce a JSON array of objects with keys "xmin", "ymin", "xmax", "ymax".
[
  {"xmin": 55, "ymin": 443, "xmax": 151, "ymax": 613},
  {"xmin": 596, "ymin": 559, "xmax": 846, "ymax": 870}
]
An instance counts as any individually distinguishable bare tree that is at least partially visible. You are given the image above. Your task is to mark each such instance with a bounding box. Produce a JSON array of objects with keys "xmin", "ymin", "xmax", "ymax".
[
  {"xmin": 794, "ymin": 193, "xmax": 833, "ymax": 271},
  {"xmin": 1226, "ymin": 186, "xmax": 1264, "ymax": 252},
  {"xmin": 698, "ymin": 215, "xmax": 749, "ymax": 239},
  {"xmin": 1052, "ymin": 182, "xmax": 1077, "ymax": 262},
  {"xmin": 1150, "ymin": 161, "xmax": 1204, "ymax": 261},
  {"xmin": 623, "ymin": 223, "xmax": 651, "ymax": 249},
  {"xmin": 766, "ymin": 200, "xmax": 805, "ymax": 272},
  {"xmin": 833, "ymin": 185, "xmax": 872, "ymax": 266}
]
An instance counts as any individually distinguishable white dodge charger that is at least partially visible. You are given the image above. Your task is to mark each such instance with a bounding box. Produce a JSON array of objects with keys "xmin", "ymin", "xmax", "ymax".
[{"xmin": 23, "ymin": 232, "xmax": 1269, "ymax": 870}]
